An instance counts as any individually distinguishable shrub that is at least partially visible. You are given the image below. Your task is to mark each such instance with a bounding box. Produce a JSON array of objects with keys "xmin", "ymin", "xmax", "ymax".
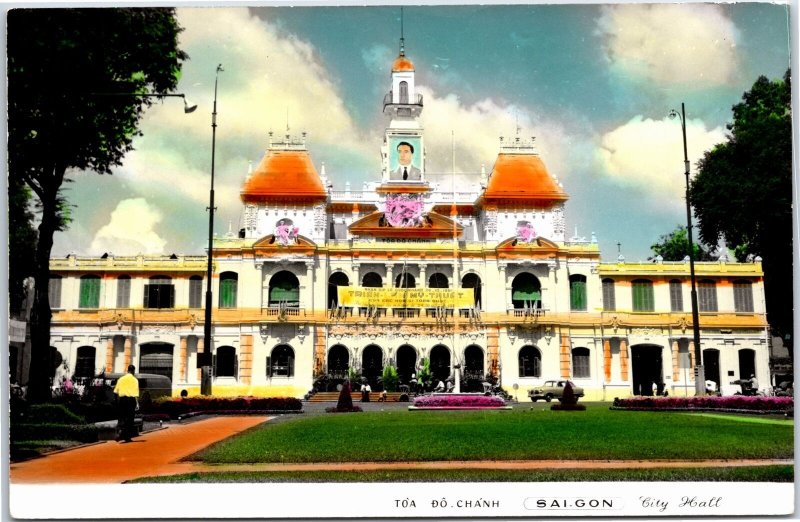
[
  {"xmin": 333, "ymin": 381, "xmax": 357, "ymax": 412},
  {"xmin": 23, "ymin": 403, "xmax": 85, "ymax": 425},
  {"xmin": 325, "ymin": 405, "xmax": 363, "ymax": 413},
  {"xmin": 382, "ymin": 366, "xmax": 399, "ymax": 392},
  {"xmin": 144, "ymin": 396, "xmax": 302, "ymax": 419},
  {"xmin": 613, "ymin": 396, "xmax": 793, "ymax": 412},
  {"xmin": 11, "ymin": 423, "xmax": 98, "ymax": 442},
  {"xmin": 413, "ymin": 394, "xmax": 506, "ymax": 408}
]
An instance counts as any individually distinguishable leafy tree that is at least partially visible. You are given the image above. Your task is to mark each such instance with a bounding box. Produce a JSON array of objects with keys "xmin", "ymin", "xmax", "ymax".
[
  {"xmin": 8, "ymin": 8, "xmax": 188, "ymax": 401},
  {"xmin": 649, "ymin": 226, "xmax": 715, "ymax": 262},
  {"xmin": 690, "ymin": 69, "xmax": 792, "ymax": 347},
  {"xmin": 8, "ymin": 177, "xmax": 38, "ymax": 316}
]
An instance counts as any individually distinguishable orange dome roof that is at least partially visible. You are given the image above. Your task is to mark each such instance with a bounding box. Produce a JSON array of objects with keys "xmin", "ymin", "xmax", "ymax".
[
  {"xmin": 241, "ymin": 149, "xmax": 327, "ymax": 203},
  {"xmin": 483, "ymin": 153, "xmax": 569, "ymax": 203},
  {"xmin": 392, "ymin": 55, "xmax": 414, "ymax": 72}
]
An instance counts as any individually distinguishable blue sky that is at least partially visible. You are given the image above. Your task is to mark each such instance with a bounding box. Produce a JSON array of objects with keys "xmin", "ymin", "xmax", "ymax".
[{"xmin": 53, "ymin": 3, "xmax": 792, "ymax": 261}]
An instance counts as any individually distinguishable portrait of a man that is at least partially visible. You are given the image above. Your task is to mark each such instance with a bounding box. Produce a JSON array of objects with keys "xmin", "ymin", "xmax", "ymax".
[{"xmin": 390, "ymin": 140, "xmax": 422, "ymax": 180}]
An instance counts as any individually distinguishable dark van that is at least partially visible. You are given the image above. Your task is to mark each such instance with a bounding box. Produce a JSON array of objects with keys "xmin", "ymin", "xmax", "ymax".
[{"xmin": 92, "ymin": 372, "xmax": 173, "ymax": 403}]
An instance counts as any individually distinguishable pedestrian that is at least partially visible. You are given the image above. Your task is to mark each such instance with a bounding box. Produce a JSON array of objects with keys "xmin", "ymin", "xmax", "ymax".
[
  {"xmin": 113, "ymin": 364, "xmax": 139, "ymax": 443},
  {"xmin": 364, "ymin": 382, "xmax": 372, "ymax": 402}
]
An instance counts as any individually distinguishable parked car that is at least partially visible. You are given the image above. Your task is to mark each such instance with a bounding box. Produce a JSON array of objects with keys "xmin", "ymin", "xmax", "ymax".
[
  {"xmin": 527, "ymin": 380, "xmax": 584, "ymax": 402},
  {"xmin": 91, "ymin": 372, "xmax": 172, "ymax": 403}
]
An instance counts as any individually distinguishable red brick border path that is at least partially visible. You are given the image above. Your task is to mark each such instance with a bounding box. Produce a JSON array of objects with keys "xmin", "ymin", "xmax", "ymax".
[{"xmin": 10, "ymin": 416, "xmax": 792, "ymax": 483}]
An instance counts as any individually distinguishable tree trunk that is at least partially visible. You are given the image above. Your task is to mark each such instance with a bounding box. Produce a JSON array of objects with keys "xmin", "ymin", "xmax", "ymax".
[{"xmin": 26, "ymin": 176, "xmax": 62, "ymax": 403}]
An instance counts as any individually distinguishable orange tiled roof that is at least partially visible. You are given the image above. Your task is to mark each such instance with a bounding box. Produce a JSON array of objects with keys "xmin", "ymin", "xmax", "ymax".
[
  {"xmin": 482, "ymin": 153, "xmax": 569, "ymax": 203},
  {"xmin": 241, "ymin": 150, "xmax": 327, "ymax": 203},
  {"xmin": 392, "ymin": 55, "xmax": 414, "ymax": 72}
]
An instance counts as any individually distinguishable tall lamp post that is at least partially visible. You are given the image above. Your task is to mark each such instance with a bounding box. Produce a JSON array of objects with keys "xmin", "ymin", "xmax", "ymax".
[
  {"xmin": 200, "ymin": 64, "xmax": 223, "ymax": 396},
  {"xmin": 669, "ymin": 103, "xmax": 705, "ymax": 396},
  {"xmin": 92, "ymin": 92, "xmax": 197, "ymax": 113}
]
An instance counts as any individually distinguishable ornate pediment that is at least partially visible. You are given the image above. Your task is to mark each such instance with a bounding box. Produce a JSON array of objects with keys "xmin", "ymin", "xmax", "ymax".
[
  {"xmin": 349, "ymin": 211, "xmax": 463, "ymax": 239},
  {"xmin": 252, "ymin": 234, "xmax": 317, "ymax": 256},
  {"xmin": 496, "ymin": 235, "xmax": 559, "ymax": 257}
]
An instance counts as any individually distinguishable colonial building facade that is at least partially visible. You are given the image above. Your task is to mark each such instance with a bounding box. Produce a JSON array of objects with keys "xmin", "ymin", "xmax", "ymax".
[{"xmin": 43, "ymin": 43, "xmax": 770, "ymax": 399}]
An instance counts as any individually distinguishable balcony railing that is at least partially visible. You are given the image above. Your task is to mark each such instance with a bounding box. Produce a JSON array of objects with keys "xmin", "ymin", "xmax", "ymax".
[
  {"xmin": 507, "ymin": 308, "xmax": 548, "ymax": 318},
  {"xmin": 383, "ymin": 92, "xmax": 424, "ymax": 108}
]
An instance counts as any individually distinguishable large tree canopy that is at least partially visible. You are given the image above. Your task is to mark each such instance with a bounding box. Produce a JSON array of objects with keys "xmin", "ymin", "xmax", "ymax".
[
  {"xmin": 649, "ymin": 225, "xmax": 715, "ymax": 262},
  {"xmin": 690, "ymin": 69, "xmax": 792, "ymax": 344},
  {"xmin": 8, "ymin": 8, "xmax": 188, "ymax": 401}
]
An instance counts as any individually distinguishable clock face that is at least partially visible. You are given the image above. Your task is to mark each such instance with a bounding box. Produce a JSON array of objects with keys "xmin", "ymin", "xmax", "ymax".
[{"xmin": 384, "ymin": 193, "xmax": 423, "ymax": 227}]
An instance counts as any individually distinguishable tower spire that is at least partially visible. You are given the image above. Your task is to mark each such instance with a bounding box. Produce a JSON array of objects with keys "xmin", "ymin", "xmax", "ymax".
[{"xmin": 399, "ymin": 7, "xmax": 405, "ymax": 57}]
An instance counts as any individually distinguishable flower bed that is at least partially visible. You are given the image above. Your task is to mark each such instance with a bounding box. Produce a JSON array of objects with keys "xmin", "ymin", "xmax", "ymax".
[
  {"xmin": 612, "ymin": 396, "xmax": 793, "ymax": 413},
  {"xmin": 146, "ymin": 396, "xmax": 302, "ymax": 419},
  {"xmin": 410, "ymin": 393, "xmax": 508, "ymax": 410}
]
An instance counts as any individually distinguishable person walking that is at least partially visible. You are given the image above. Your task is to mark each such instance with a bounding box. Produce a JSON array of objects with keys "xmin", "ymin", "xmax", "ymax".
[{"xmin": 113, "ymin": 364, "xmax": 139, "ymax": 443}]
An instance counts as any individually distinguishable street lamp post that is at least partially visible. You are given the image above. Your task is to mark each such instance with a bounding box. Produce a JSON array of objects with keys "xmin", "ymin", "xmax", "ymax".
[
  {"xmin": 669, "ymin": 102, "xmax": 705, "ymax": 396},
  {"xmin": 200, "ymin": 64, "xmax": 223, "ymax": 396},
  {"xmin": 92, "ymin": 92, "xmax": 197, "ymax": 113}
]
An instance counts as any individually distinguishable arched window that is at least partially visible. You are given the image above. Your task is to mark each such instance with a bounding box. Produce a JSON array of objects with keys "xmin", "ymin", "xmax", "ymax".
[
  {"xmin": 219, "ymin": 272, "xmax": 238, "ymax": 309},
  {"xmin": 79, "ymin": 275, "xmax": 101, "ymax": 309},
  {"xmin": 734, "ymin": 280, "xmax": 754, "ymax": 312},
  {"xmin": 511, "ymin": 272, "xmax": 541, "ymax": 309},
  {"xmin": 698, "ymin": 279, "xmax": 718, "ymax": 312},
  {"xmin": 602, "ymin": 278, "xmax": 615, "ymax": 311},
  {"xmin": 362, "ymin": 272, "xmax": 382, "ymax": 288},
  {"xmin": 572, "ymin": 347, "xmax": 590, "ymax": 378},
  {"xmin": 268, "ymin": 345, "xmax": 295, "ymax": 377},
  {"xmin": 399, "ymin": 81, "xmax": 409, "ymax": 104},
  {"xmin": 116, "ymin": 276, "xmax": 131, "ymax": 308},
  {"xmin": 144, "ymin": 275, "xmax": 174, "ymax": 309},
  {"xmin": 75, "ymin": 346, "xmax": 96, "ymax": 379},
  {"xmin": 631, "ymin": 279, "xmax": 654, "ymax": 312},
  {"xmin": 669, "ymin": 279, "xmax": 683, "ymax": 312},
  {"xmin": 461, "ymin": 273, "xmax": 482, "ymax": 308},
  {"xmin": 518, "ymin": 345, "xmax": 541, "ymax": 377},
  {"xmin": 269, "ymin": 271, "xmax": 300, "ymax": 307},
  {"xmin": 395, "ymin": 273, "xmax": 416, "ymax": 288},
  {"xmin": 569, "ymin": 274, "xmax": 587, "ymax": 311},
  {"xmin": 428, "ymin": 272, "xmax": 448, "ymax": 288},
  {"xmin": 328, "ymin": 272, "xmax": 349, "ymax": 309},
  {"xmin": 214, "ymin": 346, "xmax": 238, "ymax": 378},
  {"xmin": 189, "ymin": 276, "xmax": 203, "ymax": 308},
  {"xmin": 49, "ymin": 275, "xmax": 62, "ymax": 309}
]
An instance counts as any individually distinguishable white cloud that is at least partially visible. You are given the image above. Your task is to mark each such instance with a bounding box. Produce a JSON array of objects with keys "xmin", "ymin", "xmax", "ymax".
[
  {"xmin": 597, "ymin": 4, "xmax": 739, "ymax": 87},
  {"xmin": 90, "ymin": 198, "xmax": 167, "ymax": 255},
  {"xmin": 362, "ymin": 44, "xmax": 393, "ymax": 74},
  {"xmin": 418, "ymin": 86, "xmax": 572, "ymax": 182},
  {"xmin": 596, "ymin": 115, "xmax": 726, "ymax": 211}
]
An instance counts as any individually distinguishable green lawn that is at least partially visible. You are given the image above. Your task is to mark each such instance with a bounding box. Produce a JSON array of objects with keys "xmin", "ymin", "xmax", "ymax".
[
  {"xmin": 132, "ymin": 466, "xmax": 794, "ymax": 483},
  {"xmin": 191, "ymin": 405, "xmax": 794, "ymax": 464}
]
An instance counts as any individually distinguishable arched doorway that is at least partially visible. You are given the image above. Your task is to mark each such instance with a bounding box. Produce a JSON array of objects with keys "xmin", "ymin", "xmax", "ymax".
[
  {"xmin": 461, "ymin": 273, "xmax": 482, "ymax": 309},
  {"xmin": 429, "ymin": 345, "xmax": 451, "ymax": 382},
  {"xmin": 511, "ymin": 272, "xmax": 541, "ymax": 309},
  {"xmin": 396, "ymin": 345, "xmax": 417, "ymax": 385},
  {"xmin": 738, "ymin": 348, "xmax": 756, "ymax": 380},
  {"xmin": 631, "ymin": 344, "xmax": 662, "ymax": 396},
  {"xmin": 269, "ymin": 271, "xmax": 300, "ymax": 307},
  {"xmin": 362, "ymin": 344, "xmax": 384, "ymax": 388},
  {"xmin": 463, "ymin": 345, "xmax": 484, "ymax": 391},
  {"xmin": 327, "ymin": 344, "xmax": 349, "ymax": 380},
  {"xmin": 139, "ymin": 342, "xmax": 174, "ymax": 383},
  {"xmin": 703, "ymin": 349, "xmax": 720, "ymax": 391},
  {"xmin": 395, "ymin": 273, "xmax": 416, "ymax": 288},
  {"xmin": 328, "ymin": 272, "xmax": 349, "ymax": 309}
]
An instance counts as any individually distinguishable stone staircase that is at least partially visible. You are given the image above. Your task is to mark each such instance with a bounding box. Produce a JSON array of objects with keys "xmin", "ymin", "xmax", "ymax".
[{"xmin": 306, "ymin": 391, "xmax": 410, "ymax": 403}]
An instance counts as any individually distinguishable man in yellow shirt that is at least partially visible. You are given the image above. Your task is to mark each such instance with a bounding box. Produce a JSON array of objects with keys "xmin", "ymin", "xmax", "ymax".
[{"xmin": 113, "ymin": 364, "xmax": 139, "ymax": 442}]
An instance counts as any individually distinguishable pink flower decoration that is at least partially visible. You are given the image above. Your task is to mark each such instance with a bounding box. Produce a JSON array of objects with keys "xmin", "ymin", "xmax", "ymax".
[
  {"xmin": 517, "ymin": 222, "xmax": 536, "ymax": 243},
  {"xmin": 385, "ymin": 194, "xmax": 424, "ymax": 227}
]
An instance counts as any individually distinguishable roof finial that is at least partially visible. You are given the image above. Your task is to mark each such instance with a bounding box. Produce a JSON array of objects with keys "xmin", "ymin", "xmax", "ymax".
[{"xmin": 399, "ymin": 7, "xmax": 405, "ymax": 57}]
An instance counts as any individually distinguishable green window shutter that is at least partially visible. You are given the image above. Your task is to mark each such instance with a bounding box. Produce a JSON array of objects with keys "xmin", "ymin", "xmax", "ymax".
[
  {"xmin": 632, "ymin": 281, "xmax": 654, "ymax": 312},
  {"xmin": 270, "ymin": 283, "xmax": 299, "ymax": 303},
  {"xmin": 512, "ymin": 287, "xmax": 541, "ymax": 301},
  {"xmin": 219, "ymin": 278, "xmax": 237, "ymax": 308},
  {"xmin": 79, "ymin": 277, "xmax": 100, "ymax": 308},
  {"xmin": 570, "ymin": 280, "xmax": 586, "ymax": 311}
]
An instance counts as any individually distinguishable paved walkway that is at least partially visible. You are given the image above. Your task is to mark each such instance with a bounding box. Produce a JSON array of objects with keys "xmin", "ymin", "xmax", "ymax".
[{"xmin": 10, "ymin": 415, "xmax": 793, "ymax": 484}]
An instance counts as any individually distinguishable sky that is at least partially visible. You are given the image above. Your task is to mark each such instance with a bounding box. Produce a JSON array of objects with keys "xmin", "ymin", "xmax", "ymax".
[{"xmin": 50, "ymin": 3, "xmax": 792, "ymax": 262}]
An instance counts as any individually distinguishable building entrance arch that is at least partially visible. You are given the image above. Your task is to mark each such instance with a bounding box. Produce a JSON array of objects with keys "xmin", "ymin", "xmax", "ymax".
[
  {"xmin": 631, "ymin": 344, "xmax": 662, "ymax": 396},
  {"xmin": 362, "ymin": 344, "xmax": 384, "ymax": 388},
  {"xmin": 396, "ymin": 345, "xmax": 417, "ymax": 385},
  {"xmin": 463, "ymin": 345, "xmax": 485, "ymax": 392},
  {"xmin": 429, "ymin": 345, "xmax": 451, "ymax": 383},
  {"xmin": 327, "ymin": 344, "xmax": 349, "ymax": 380}
]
